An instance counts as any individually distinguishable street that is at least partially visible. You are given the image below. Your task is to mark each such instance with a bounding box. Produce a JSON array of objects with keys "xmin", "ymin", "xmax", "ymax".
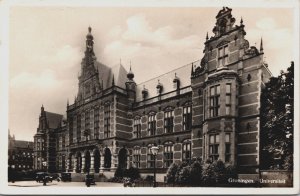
[{"xmin": 8, "ymin": 181, "xmax": 123, "ymax": 187}]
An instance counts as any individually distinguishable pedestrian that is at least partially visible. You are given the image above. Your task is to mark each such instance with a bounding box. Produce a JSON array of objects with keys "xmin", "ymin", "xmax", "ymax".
[{"xmin": 43, "ymin": 176, "xmax": 47, "ymax": 186}]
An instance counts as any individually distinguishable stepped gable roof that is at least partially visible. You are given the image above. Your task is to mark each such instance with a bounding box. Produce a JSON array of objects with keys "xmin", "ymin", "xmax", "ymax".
[
  {"xmin": 135, "ymin": 60, "xmax": 198, "ymax": 102},
  {"xmin": 94, "ymin": 62, "xmax": 128, "ymax": 89},
  {"xmin": 14, "ymin": 140, "xmax": 34, "ymax": 149},
  {"xmin": 45, "ymin": 111, "xmax": 63, "ymax": 129}
]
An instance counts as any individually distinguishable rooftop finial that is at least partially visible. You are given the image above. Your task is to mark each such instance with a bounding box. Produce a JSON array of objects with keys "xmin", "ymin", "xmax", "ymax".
[
  {"xmin": 240, "ymin": 17, "xmax": 243, "ymax": 25},
  {"xmin": 191, "ymin": 62, "xmax": 194, "ymax": 75},
  {"xmin": 206, "ymin": 32, "xmax": 209, "ymax": 41},
  {"xmin": 88, "ymin": 26, "xmax": 92, "ymax": 33},
  {"xmin": 112, "ymin": 74, "xmax": 115, "ymax": 86},
  {"xmin": 260, "ymin": 37, "xmax": 264, "ymax": 52}
]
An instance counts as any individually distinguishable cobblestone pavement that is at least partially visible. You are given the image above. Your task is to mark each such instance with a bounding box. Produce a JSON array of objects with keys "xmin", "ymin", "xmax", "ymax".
[{"xmin": 8, "ymin": 181, "xmax": 123, "ymax": 187}]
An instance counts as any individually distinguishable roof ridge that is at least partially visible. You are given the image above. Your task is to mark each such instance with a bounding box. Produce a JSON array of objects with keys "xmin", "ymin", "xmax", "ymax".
[
  {"xmin": 45, "ymin": 111, "xmax": 63, "ymax": 116},
  {"xmin": 137, "ymin": 59, "xmax": 199, "ymax": 85}
]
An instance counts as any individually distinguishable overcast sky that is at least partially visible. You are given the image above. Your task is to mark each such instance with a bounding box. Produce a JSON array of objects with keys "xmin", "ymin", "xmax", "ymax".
[{"xmin": 7, "ymin": 3, "xmax": 296, "ymax": 141}]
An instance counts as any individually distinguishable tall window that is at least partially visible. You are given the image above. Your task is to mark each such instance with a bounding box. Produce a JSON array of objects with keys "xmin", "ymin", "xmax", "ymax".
[
  {"xmin": 209, "ymin": 134, "xmax": 219, "ymax": 161},
  {"xmin": 210, "ymin": 85, "xmax": 220, "ymax": 117},
  {"xmin": 182, "ymin": 139, "xmax": 191, "ymax": 163},
  {"xmin": 148, "ymin": 113, "xmax": 156, "ymax": 136},
  {"xmin": 164, "ymin": 142, "xmax": 174, "ymax": 168},
  {"xmin": 218, "ymin": 45, "xmax": 229, "ymax": 67},
  {"xmin": 94, "ymin": 108, "xmax": 100, "ymax": 139},
  {"xmin": 225, "ymin": 84, "xmax": 231, "ymax": 115},
  {"xmin": 134, "ymin": 118, "xmax": 141, "ymax": 138},
  {"xmin": 77, "ymin": 114, "xmax": 81, "ymax": 142},
  {"xmin": 183, "ymin": 105, "xmax": 192, "ymax": 131},
  {"xmin": 147, "ymin": 144, "xmax": 155, "ymax": 168},
  {"xmin": 225, "ymin": 133, "xmax": 231, "ymax": 162},
  {"xmin": 164, "ymin": 110, "xmax": 174, "ymax": 133},
  {"xmin": 85, "ymin": 110, "xmax": 90, "ymax": 140},
  {"xmin": 69, "ymin": 117, "xmax": 73, "ymax": 144},
  {"xmin": 133, "ymin": 147, "xmax": 141, "ymax": 168},
  {"xmin": 104, "ymin": 104, "xmax": 110, "ymax": 138}
]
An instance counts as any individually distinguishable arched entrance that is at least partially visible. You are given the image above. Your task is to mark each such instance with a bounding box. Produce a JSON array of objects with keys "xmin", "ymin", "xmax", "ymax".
[
  {"xmin": 76, "ymin": 152, "xmax": 82, "ymax": 173},
  {"xmin": 94, "ymin": 149, "xmax": 100, "ymax": 173},
  {"xmin": 118, "ymin": 148, "xmax": 127, "ymax": 169},
  {"xmin": 104, "ymin": 148, "xmax": 111, "ymax": 169},
  {"xmin": 85, "ymin": 151, "xmax": 91, "ymax": 173}
]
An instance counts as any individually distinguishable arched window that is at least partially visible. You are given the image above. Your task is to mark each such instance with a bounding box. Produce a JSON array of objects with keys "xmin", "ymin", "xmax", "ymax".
[
  {"xmin": 209, "ymin": 134, "xmax": 219, "ymax": 161},
  {"xmin": 133, "ymin": 117, "xmax": 141, "ymax": 138},
  {"xmin": 148, "ymin": 113, "xmax": 156, "ymax": 136},
  {"xmin": 164, "ymin": 108, "xmax": 174, "ymax": 133},
  {"xmin": 183, "ymin": 103, "xmax": 192, "ymax": 131},
  {"xmin": 94, "ymin": 107, "xmax": 100, "ymax": 139},
  {"xmin": 104, "ymin": 103, "xmax": 111, "ymax": 138},
  {"xmin": 133, "ymin": 146, "xmax": 141, "ymax": 168},
  {"xmin": 147, "ymin": 144, "xmax": 155, "ymax": 168},
  {"xmin": 164, "ymin": 141, "xmax": 174, "ymax": 168},
  {"xmin": 182, "ymin": 139, "xmax": 191, "ymax": 163}
]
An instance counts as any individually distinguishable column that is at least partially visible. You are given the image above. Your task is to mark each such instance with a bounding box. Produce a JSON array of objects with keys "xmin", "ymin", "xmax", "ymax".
[
  {"xmin": 100, "ymin": 155, "xmax": 105, "ymax": 173},
  {"xmin": 111, "ymin": 153, "xmax": 117, "ymax": 171},
  {"xmin": 90, "ymin": 155, "xmax": 95, "ymax": 173},
  {"xmin": 81, "ymin": 156, "xmax": 85, "ymax": 173},
  {"xmin": 73, "ymin": 157, "xmax": 77, "ymax": 173},
  {"xmin": 66, "ymin": 157, "xmax": 70, "ymax": 171},
  {"xmin": 127, "ymin": 154, "xmax": 130, "ymax": 169}
]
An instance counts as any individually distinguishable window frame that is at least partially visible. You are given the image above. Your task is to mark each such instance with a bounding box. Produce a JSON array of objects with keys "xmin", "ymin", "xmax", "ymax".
[
  {"xmin": 225, "ymin": 83, "xmax": 231, "ymax": 115},
  {"xmin": 183, "ymin": 105, "xmax": 192, "ymax": 131},
  {"xmin": 133, "ymin": 147, "xmax": 141, "ymax": 168},
  {"xmin": 209, "ymin": 85, "xmax": 220, "ymax": 117},
  {"xmin": 163, "ymin": 141, "xmax": 174, "ymax": 168},
  {"xmin": 104, "ymin": 104, "xmax": 111, "ymax": 138},
  {"xmin": 209, "ymin": 134, "xmax": 220, "ymax": 161},
  {"xmin": 148, "ymin": 113, "xmax": 156, "ymax": 136},
  {"xmin": 164, "ymin": 110, "xmax": 174, "ymax": 134},
  {"xmin": 133, "ymin": 117, "xmax": 142, "ymax": 138},
  {"xmin": 182, "ymin": 139, "xmax": 191, "ymax": 164},
  {"xmin": 147, "ymin": 144, "xmax": 155, "ymax": 168},
  {"xmin": 218, "ymin": 45, "xmax": 229, "ymax": 67},
  {"xmin": 225, "ymin": 133, "xmax": 231, "ymax": 162},
  {"xmin": 94, "ymin": 107, "xmax": 100, "ymax": 139}
]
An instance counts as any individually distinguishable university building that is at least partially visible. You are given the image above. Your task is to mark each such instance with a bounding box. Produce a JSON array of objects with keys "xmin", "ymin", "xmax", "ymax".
[{"xmin": 33, "ymin": 7, "xmax": 271, "ymax": 181}]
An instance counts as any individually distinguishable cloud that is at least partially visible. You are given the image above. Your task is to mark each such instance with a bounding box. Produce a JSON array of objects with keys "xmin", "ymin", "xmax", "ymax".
[{"xmin": 102, "ymin": 14, "xmax": 201, "ymax": 82}]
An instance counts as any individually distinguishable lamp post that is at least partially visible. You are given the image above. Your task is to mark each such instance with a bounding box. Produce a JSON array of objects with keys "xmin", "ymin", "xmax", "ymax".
[{"xmin": 151, "ymin": 146, "xmax": 159, "ymax": 188}]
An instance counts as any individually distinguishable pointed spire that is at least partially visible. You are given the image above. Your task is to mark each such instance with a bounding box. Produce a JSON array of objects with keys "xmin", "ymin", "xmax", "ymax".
[
  {"xmin": 191, "ymin": 62, "xmax": 194, "ymax": 75},
  {"xmin": 112, "ymin": 74, "xmax": 115, "ymax": 86},
  {"xmin": 260, "ymin": 37, "xmax": 264, "ymax": 52},
  {"xmin": 240, "ymin": 17, "xmax": 243, "ymax": 25},
  {"xmin": 206, "ymin": 32, "xmax": 209, "ymax": 41},
  {"xmin": 67, "ymin": 99, "xmax": 69, "ymax": 106}
]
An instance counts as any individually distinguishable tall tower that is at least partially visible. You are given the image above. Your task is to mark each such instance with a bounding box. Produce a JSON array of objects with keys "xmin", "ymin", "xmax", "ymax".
[
  {"xmin": 77, "ymin": 27, "xmax": 101, "ymax": 101},
  {"xmin": 125, "ymin": 65, "xmax": 136, "ymax": 103},
  {"xmin": 191, "ymin": 7, "xmax": 271, "ymax": 180}
]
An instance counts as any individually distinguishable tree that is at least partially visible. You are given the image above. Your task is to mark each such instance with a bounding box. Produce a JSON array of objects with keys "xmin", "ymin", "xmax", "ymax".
[
  {"xmin": 260, "ymin": 61, "xmax": 294, "ymax": 170},
  {"xmin": 166, "ymin": 162, "xmax": 179, "ymax": 184}
]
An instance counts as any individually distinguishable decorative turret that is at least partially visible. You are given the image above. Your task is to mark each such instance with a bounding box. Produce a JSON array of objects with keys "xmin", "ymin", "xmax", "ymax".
[
  {"xmin": 86, "ymin": 26, "xmax": 94, "ymax": 53},
  {"xmin": 127, "ymin": 65, "xmax": 134, "ymax": 81},
  {"xmin": 142, "ymin": 85, "xmax": 148, "ymax": 100},
  {"xmin": 260, "ymin": 37, "xmax": 264, "ymax": 53},
  {"xmin": 156, "ymin": 79, "xmax": 163, "ymax": 95},
  {"xmin": 212, "ymin": 7, "xmax": 236, "ymax": 37},
  {"xmin": 173, "ymin": 73, "xmax": 180, "ymax": 89},
  {"xmin": 125, "ymin": 64, "xmax": 136, "ymax": 102}
]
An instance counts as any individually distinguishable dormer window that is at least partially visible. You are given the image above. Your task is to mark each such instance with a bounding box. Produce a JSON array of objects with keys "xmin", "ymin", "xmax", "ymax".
[{"xmin": 218, "ymin": 45, "xmax": 229, "ymax": 67}]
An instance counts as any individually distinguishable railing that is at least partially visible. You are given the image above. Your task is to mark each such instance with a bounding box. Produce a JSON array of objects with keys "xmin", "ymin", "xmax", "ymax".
[{"xmin": 134, "ymin": 86, "xmax": 192, "ymax": 107}]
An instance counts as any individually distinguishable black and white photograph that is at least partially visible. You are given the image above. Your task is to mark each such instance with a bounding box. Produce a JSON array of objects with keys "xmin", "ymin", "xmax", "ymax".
[{"xmin": 0, "ymin": 0, "xmax": 299, "ymax": 195}]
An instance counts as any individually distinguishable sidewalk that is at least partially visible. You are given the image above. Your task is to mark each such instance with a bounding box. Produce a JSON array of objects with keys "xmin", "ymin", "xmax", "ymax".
[{"xmin": 8, "ymin": 181, "xmax": 123, "ymax": 187}]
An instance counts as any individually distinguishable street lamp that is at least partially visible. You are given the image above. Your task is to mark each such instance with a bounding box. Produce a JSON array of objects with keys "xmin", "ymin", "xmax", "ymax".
[{"xmin": 151, "ymin": 146, "xmax": 159, "ymax": 188}]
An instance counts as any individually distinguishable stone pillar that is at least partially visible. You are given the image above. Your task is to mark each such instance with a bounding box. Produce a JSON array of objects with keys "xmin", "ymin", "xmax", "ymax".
[
  {"xmin": 90, "ymin": 155, "xmax": 95, "ymax": 173},
  {"xmin": 156, "ymin": 112, "xmax": 164, "ymax": 135},
  {"xmin": 140, "ymin": 147, "xmax": 147, "ymax": 168},
  {"xmin": 156, "ymin": 145, "xmax": 164, "ymax": 168},
  {"xmin": 66, "ymin": 157, "xmax": 70, "ymax": 171},
  {"xmin": 100, "ymin": 155, "xmax": 105, "ymax": 173},
  {"xmin": 127, "ymin": 154, "xmax": 130, "ymax": 169},
  {"xmin": 111, "ymin": 153, "xmax": 118, "ymax": 171},
  {"xmin": 73, "ymin": 157, "xmax": 77, "ymax": 173},
  {"xmin": 81, "ymin": 156, "xmax": 85, "ymax": 173},
  {"xmin": 173, "ymin": 143, "xmax": 182, "ymax": 164}
]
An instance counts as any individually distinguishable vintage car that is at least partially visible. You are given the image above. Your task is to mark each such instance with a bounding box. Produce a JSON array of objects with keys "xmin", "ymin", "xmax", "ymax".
[
  {"xmin": 61, "ymin": 172, "xmax": 72, "ymax": 182},
  {"xmin": 36, "ymin": 172, "xmax": 53, "ymax": 183}
]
